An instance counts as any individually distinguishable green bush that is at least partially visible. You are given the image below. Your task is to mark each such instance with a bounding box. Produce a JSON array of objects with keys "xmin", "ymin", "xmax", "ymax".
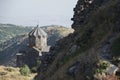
[
  {"xmin": 20, "ymin": 65, "xmax": 30, "ymax": 76},
  {"xmin": 95, "ymin": 61, "xmax": 110, "ymax": 74},
  {"xmin": 36, "ymin": 60, "xmax": 41, "ymax": 67},
  {"xmin": 31, "ymin": 60, "xmax": 41, "ymax": 73},
  {"xmin": 100, "ymin": 62, "xmax": 110, "ymax": 69},
  {"xmin": 31, "ymin": 67, "xmax": 38, "ymax": 73},
  {"xmin": 5, "ymin": 68, "xmax": 15, "ymax": 72}
]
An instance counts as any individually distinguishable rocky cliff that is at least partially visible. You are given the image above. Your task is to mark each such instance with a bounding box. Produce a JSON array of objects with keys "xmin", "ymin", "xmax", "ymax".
[{"xmin": 35, "ymin": 0, "xmax": 120, "ymax": 80}]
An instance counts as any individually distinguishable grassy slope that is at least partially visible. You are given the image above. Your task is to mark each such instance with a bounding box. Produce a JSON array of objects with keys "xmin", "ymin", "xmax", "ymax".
[
  {"xmin": 0, "ymin": 66, "xmax": 36, "ymax": 80},
  {"xmin": 0, "ymin": 24, "xmax": 32, "ymax": 42}
]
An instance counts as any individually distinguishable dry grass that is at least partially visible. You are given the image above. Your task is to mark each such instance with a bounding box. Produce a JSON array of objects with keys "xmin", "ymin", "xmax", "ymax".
[
  {"xmin": 0, "ymin": 66, "xmax": 36, "ymax": 80},
  {"xmin": 45, "ymin": 26, "xmax": 74, "ymax": 37}
]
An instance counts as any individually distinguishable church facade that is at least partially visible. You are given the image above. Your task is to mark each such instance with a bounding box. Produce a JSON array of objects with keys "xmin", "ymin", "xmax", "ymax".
[
  {"xmin": 16, "ymin": 25, "xmax": 50, "ymax": 67},
  {"xmin": 29, "ymin": 25, "xmax": 48, "ymax": 51}
]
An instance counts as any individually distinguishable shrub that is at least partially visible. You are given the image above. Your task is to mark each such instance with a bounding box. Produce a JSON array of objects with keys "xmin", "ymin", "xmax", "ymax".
[
  {"xmin": 36, "ymin": 60, "xmax": 41, "ymax": 67},
  {"xmin": 20, "ymin": 65, "xmax": 30, "ymax": 76},
  {"xmin": 5, "ymin": 68, "xmax": 15, "ymax": 72},
  {"xmin": 31, "ymin": 67, "xmax": 38, "ymax": 73},
  {"xmin": 31, "ymin": 60, "xmax": 41, "ymax": 73},
  {"xmin": 95, "ymin": 61, "xmax": 110, "ymax": 74},
  {"xmin": 100, "ymin": 62, "xmax": 110, "ymax": 69}
]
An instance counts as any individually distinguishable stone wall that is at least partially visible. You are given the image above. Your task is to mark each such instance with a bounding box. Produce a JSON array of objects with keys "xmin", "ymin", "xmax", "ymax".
[{"xmin": 29, "ymin": 36, "xmax": 35, "ymax": 47}]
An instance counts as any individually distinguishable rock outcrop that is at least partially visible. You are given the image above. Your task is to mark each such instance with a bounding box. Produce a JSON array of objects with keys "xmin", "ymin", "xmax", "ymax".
[
  {"xmin": 72, "ymin": 0, "xmax": 109, "ymax": 31},
  {"xmin": 35, "ymin": 0, "xmax": 120, "ymax": 80}
]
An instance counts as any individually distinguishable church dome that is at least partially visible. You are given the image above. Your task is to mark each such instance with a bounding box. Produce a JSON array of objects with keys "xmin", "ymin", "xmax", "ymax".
[{"xmin": 29, "ymin": 25, "xmax": 47, "ymax": 37}]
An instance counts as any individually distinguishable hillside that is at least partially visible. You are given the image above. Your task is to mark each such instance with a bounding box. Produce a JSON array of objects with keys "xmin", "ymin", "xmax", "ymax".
[
  {"xmin": 0, "ymin": 25, "xmax": 73, "ymax": 66},
  {"xmin": 0, "ymin": 66, "xmax": 36, "ymax": 80},
  {"xmin": 35, "ymin": 0, "xmax": 120, "ymax": 80},
  {"xmin": 0, "ymin": 24, "xmax": 73, "ymax": 44},
  {"xmin": 0, "ymin": 24, "xmax": 32, "ymax": 43},
  {"xmin": 42, "ymin": 25, "xmax": 74, "ymax": 46}
]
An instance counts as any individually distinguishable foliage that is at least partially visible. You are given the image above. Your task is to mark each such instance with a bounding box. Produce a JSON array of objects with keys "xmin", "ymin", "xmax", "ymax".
[
  {"xmin": 0, "ymin": 24, "xmax": 32, "ymax": 42},
  {"xmin": 100, "ymin": 62, "xmax": 110, "ymax": 69},
  {"xmin": 95, "ymin": 61, "xmax": 110, "ymax": 74},
  {"xmin": 20, "ymin": 65, "xmax": 31, "ymax": 76},
  {"xmin": 0, "ymin": 66, "xmax": 36, "ymax": 80},
  {"xmin": 5, "ymin": 67, "xmax": 15, "ymax": 72},
  {"xmin": 31, "ymin": 60, "xmax": 41, "ymax": 73},
  {"xmin": 36, "ymin": 60, "xmax": 41, "ymax": 67}
]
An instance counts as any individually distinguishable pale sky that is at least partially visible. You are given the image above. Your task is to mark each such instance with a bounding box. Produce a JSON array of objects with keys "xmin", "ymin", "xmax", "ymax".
[{"xmin": 0, "ymin": 0, "xmax": 77, "ymax": 27}]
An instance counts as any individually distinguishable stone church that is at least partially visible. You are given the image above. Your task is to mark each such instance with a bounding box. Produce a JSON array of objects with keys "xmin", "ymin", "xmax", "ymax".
[
  {"xmin": 16, "ymin": 25, "xmax": 50, "ymax": 67},
  {"xmin": 29, "ymin": 25, "xmax": 47, "ymax": 50}
]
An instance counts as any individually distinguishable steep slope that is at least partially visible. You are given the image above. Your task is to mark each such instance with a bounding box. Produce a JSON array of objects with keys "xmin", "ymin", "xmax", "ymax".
[
  {"xmin": 42, "ymin": 25, "xmax": 74, "ymax": 46},
  {"xmin": 0, "ymin": 35, "xmax": 28, "ymax": 66},
  {"xmin": 35, "ymin": 0, "xmax": 120, "ymax": 80}
]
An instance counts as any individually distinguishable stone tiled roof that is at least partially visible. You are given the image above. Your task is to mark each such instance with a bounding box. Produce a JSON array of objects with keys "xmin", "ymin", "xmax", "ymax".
[{"xmin": 29, "ymin": 25, "xmax": 47, "ymax": 37}]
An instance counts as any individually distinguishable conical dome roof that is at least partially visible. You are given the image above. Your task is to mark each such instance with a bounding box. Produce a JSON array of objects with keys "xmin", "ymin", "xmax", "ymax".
[{"xmin": 29, "ymin": 25, "xmax": 47, "ymax": 37}]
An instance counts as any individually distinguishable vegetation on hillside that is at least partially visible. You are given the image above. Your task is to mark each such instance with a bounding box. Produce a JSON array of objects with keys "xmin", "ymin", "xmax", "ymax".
[
  {"xmin": 0, "ymin": 66, "xmax": 36, "ymax": 80},
  {"xmin": 0, "ymin": 24, "xmax": 73, "ymax": 44},
  {"xmin": 20, "ymin": 65, "xmax": 31, "ymax": 76},
  {"xmin": 0, "ymin": 24, "xmax": 32, "ymax": 43}
]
